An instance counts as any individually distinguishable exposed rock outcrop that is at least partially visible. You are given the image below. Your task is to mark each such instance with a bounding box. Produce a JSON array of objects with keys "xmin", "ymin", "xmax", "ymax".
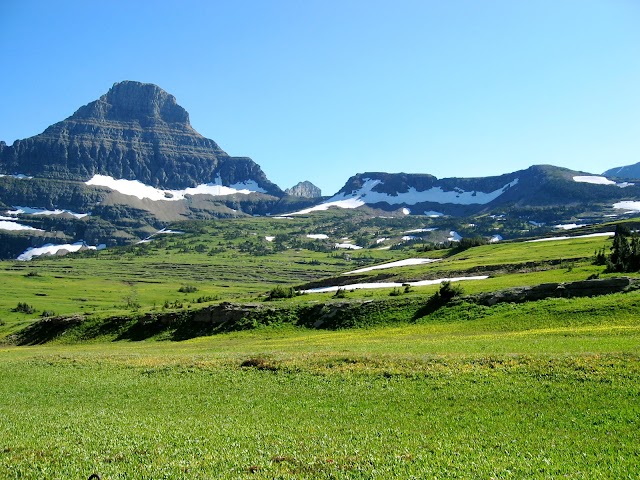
[
  {"xmin": 285, "ymin": 181, "xmax": 321, "ymax": 198},
  {"xmin": 0, "ymin": 81, "xmax": 282, "ymax": 195},
  {"xmin": 473, "ymin": 277, "xmax": 636, "ymax": 306}
]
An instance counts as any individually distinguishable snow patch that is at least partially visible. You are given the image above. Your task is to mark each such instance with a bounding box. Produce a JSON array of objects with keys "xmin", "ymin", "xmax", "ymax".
[
  {"xmin": 335, "ymin": 243, "xmax": 363, "ymax": 250},
  {"xmin": 448, "ymin": 231, "xmax": 462, "ymax": 241},
  {"xmin": 343, "ymin": 258, "xmax": 441, "ymax": 275},
  {"xmin": 402, "ymin": 235, "xmax": 417, "ymax": 241},
  {"xmin": 555, "ymin": 223, "xmax": 587, "ymax": 230},
  {"xmin": 490, "ymin": 235, "xmax": 503, "ymax": 243},
  {"xmin": 85, "ymin": 174, "xmax": 265, "ymax": 201},
  {"xmin": 526, "ymin": 232, "xmax": 615, "ymax": 243},
  {"xmin": 573, "ymin": 175, "xmax": 632, "ymax": 188},
  {"xmin": 302, "ymin": 276, "xmax": 489, "ymax": 293},
  {"xmin": 307, "ymin": 234, "xmax": 329, "ymax": 239},
  {"xmin": 10, "ymin": 206, "xmax": 89, "ymax": 218},
  {"xmin": 287, "ymin": 177, "xmax": 519, "ymax": 215},
  {"xmin": 613, "ymin": 201, "xmax": 640, "ymax": 212},
  {"xmin": 0, "ymin": 220, "xmax": 44, "ymax": 232},
  {"xmin": 265, "ymin": 236, "xmax": 275, "ymax": 242},
  {"xmin": 402, "ymin": 208, "xmax": 411, "ymax": 215},
  {"xmin": 0, "ymin": 173, "xmax": 32, "ymax": 179},
  {"xmin": 375, "ymin": 238, "xmax": 388, "ymax": 244},
  {"xmin": 137, "ymin": 228, "xmax": 185, "ymax": 244},
  {"xmin": 17, "ymin": 241, "xmax": 105, "ymax": 261},
  {"xmin": 425, "ymin": 211, "xmax": 445, "ymax": 217}
]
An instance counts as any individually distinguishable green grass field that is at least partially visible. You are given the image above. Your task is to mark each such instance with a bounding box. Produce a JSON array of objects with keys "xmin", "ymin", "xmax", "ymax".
[
  {"xmin": 1, "ymin": 216, "xmax": 638, "ymax": 478},
  {"xmin": 1, "ymin": 292, "xmax": 639, "ymax": 479}
]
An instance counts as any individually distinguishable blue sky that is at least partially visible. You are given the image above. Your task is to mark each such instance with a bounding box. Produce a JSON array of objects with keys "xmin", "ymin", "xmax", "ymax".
[{"xmin": 1, "ymin": 0, "xmax": 639, "ymax": 195}]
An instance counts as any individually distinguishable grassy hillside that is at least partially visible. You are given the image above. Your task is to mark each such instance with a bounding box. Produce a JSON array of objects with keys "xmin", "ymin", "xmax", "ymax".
[
  {"xmin": 1, "ymin": 214, "xmax": 639, "ymax": 478},
  {"xmin": 1, "ymin": 293, "xmax": 638, "ymax": 478},
  {"xmin": 0, "ymin": 213, "xmax": 625, "ymax": 338}
]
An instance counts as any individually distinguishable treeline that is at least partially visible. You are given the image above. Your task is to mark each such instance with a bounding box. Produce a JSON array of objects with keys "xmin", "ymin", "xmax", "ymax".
[{"xmin": 595, "ymin": 225, "xmax": 640, "ymax": 273}]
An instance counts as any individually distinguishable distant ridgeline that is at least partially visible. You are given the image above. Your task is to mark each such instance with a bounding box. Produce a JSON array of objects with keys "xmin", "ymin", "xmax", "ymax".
[
  {"xmin": 2, "ymin": 80, "xmax": 640, "ymax": 259},
  {"xmin": 285, "ymin": 167, "xmax": 640, "ymax": 218}
]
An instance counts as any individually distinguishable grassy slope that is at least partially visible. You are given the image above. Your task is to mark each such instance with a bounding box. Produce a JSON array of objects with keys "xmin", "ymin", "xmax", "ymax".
[
  {"xmin": 0, "ymin": 215, "xmax": 622, "ymax": 337},
  {"xmin": 1, "ymin": 215, "xmax": 639, "ymax": 478},
  {"xmin": 1, "ymin": 292, "xmax": 639, "ymax": 478}
]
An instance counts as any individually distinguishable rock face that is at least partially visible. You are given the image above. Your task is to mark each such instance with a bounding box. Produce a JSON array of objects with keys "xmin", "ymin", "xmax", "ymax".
[
  {"xmin": 0, "ymin": 81, "xmax": 282, "ymax": 195},
  {"xmin": 285, "ymin": 180, "xmax": 322, "ymax": 198},
  {"xmin": 474, "ymin": 277, "xmax": 635, "ymax": 306}
]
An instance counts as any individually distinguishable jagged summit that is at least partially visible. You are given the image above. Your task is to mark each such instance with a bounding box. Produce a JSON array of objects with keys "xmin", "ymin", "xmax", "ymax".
[
  {"xmin": 71, "ymin": 81, "xmax": 191, "ymax": 127},
  {"xmin": 285, "ymin": 181, "xmax": 322, "ymax": 198},
  {"xmin": 0, "ymin": 81, "xmax": 282, "ymax": 194}
]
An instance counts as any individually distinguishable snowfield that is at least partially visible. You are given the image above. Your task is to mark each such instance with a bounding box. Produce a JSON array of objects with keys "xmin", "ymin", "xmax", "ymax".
[
  {"xmin": 137, "ymin": 228, "xmax": 185, "ymax": 244},
  {"xmin": 335, "ymin": 243, "xmax": 363, "ymax": 250},
  {"xmin": 17, "ymin": 242, "xmax": 106, "ymax": 261},
  {"xmin": 85, "ymin": 174, "xmax": 266, "ymax": 201},
  {"xmin": 448, "ymin": 231, "xmax": 462, "ymax": 241},
  {"xmin": 0, "ymin": 173, "xmax": 32, "ymax": 179},
  {"xmin": 425, "ymin": 211, "xmax": 445, "ymax": 217},
  {"xmin": 613, "ymin": 201, "xmax": 640, "ymax": 212},
  {"xmin": 343, "ymin": 258, "xmax": 440, "ymax": 275},
  {"xmin": 302, "ymin": 275, "xmax": 489, "ymax": 293},
  {"xmin": 10, "ymin": 206, "xmax": 89, "ymax": 218},
  {"xmin": 526, "ymin": 232, "xmax": 614, "ymax": 243},
  {"xmin": 573, "ymin": 176, "xmax": 633, "ymax": 188},
  {"xmin": 287, "ymin": 177, "xmax": 519, "ymax": 215},
  {"xmin": 0, "ymin": 221, "xmax": 44, "ymax": 232},
  {"xmin": 555, "ymin": 223, "xmax": 587, "ymax": 230}
]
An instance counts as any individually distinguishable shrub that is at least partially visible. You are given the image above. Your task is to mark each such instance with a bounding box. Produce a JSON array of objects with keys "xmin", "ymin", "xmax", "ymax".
[
  {"xmin": 178, "ymin": 285, "xmax": 198, "ymax": 293},
  {"xmin": 333, "ymin": 288, "xmax": 347, "ymax": 299},
  {"xmin": 438, "ymin": 281, "xmax": 464, "ymax": 302},
  {"xmin": 266, "ymin": 286, "xmax": 297, "ymax": 300},
  {"xmin": 13, "ymin": 302, "xmax": 36, "ymax": 314}
]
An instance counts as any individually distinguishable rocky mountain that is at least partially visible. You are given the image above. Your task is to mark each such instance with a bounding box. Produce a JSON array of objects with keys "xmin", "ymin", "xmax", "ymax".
[
  {"xmin": 0, "ymin": 81, "xmax": 319, "ymax": 258},
  {"xmin": 603, "ymin": 163, "xmax": 640, "ymax": 180},
  {"xmin": 3, "ymin": 79, "xmax": 640, "ymax": 260},
  {"xmin": 0, "ymin": 81, "xmax": 282, "ymax": 195},
  {"xmin": 285, "ymin": 181, "xmax": 322, "ymax": 198},
  {"xmin": 290, "ymin": 165, "xmax": 640, "ymax": 220}
]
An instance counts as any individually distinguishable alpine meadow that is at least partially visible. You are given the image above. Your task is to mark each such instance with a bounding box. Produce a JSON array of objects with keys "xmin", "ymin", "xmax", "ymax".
[{"xmin": 1, "ymin": 6, "xmax": 640, "ymax": 475}]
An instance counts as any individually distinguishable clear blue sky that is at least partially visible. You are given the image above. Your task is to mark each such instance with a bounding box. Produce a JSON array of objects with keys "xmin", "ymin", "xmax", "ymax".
[{"xmin": 1, "ymin": 0, "xmax": 639, "ymax": 195}]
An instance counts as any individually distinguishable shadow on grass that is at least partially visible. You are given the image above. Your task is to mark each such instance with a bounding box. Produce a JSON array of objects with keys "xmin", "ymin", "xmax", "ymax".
[{"xmin": 13, "ymin": 316, "xmax": 83, "ymax": 345}]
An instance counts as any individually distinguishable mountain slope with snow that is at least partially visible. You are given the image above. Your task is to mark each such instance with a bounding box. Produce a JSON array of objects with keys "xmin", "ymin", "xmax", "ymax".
[{"xmin": 288, "ymin": 165, "xmax": 640, "ymax": 217}]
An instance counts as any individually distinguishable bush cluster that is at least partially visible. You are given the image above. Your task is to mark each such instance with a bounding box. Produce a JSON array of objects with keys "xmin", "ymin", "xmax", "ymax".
[
  {"xmin": 599, "ymin": 225, "xmax": 640, "ymax": 273},
  {"xmin": 267, "ymin": 286, "xmax": 297, "ymax": 300}
]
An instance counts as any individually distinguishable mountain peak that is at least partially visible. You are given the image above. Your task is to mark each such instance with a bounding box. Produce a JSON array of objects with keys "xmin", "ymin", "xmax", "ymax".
[
  {"xmin": 285, "ymin": 181, "xmax": 322, "ymax": 198},
  {"xmin": 71, "ymin": 80, "xmax": 190, "ymax": 127}
]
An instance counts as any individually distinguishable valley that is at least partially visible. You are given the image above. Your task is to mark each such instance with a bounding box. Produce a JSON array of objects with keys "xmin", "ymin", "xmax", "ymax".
[
  {"xmin": 0, "ymin": 212, "xmax": 639, "ymax": 478},
  {"xmin": 1, "ymin": 80, "xmax": 639, "ymax": 479}
]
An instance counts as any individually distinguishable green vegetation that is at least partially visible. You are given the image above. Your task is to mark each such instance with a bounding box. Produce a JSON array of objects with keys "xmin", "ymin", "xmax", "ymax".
[
  {"xmin": 1, "ymin": 293, "xmax": 639, "ymax": 478},
  {"xmin": 0, "ymin": 213, "xmax": 639, "ymax": 478}
]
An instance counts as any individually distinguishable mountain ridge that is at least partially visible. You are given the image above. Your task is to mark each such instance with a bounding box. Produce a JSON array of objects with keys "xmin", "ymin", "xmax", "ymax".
[{"xmin": 0, "ymin": 81, "xmax": 282, "ymax": 195}]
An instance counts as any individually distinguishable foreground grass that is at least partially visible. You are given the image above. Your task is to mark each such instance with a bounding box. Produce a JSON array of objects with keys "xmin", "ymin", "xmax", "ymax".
[{"xmin": 1, "ymin": 292, "xmax": 639, "ymax": 479}]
